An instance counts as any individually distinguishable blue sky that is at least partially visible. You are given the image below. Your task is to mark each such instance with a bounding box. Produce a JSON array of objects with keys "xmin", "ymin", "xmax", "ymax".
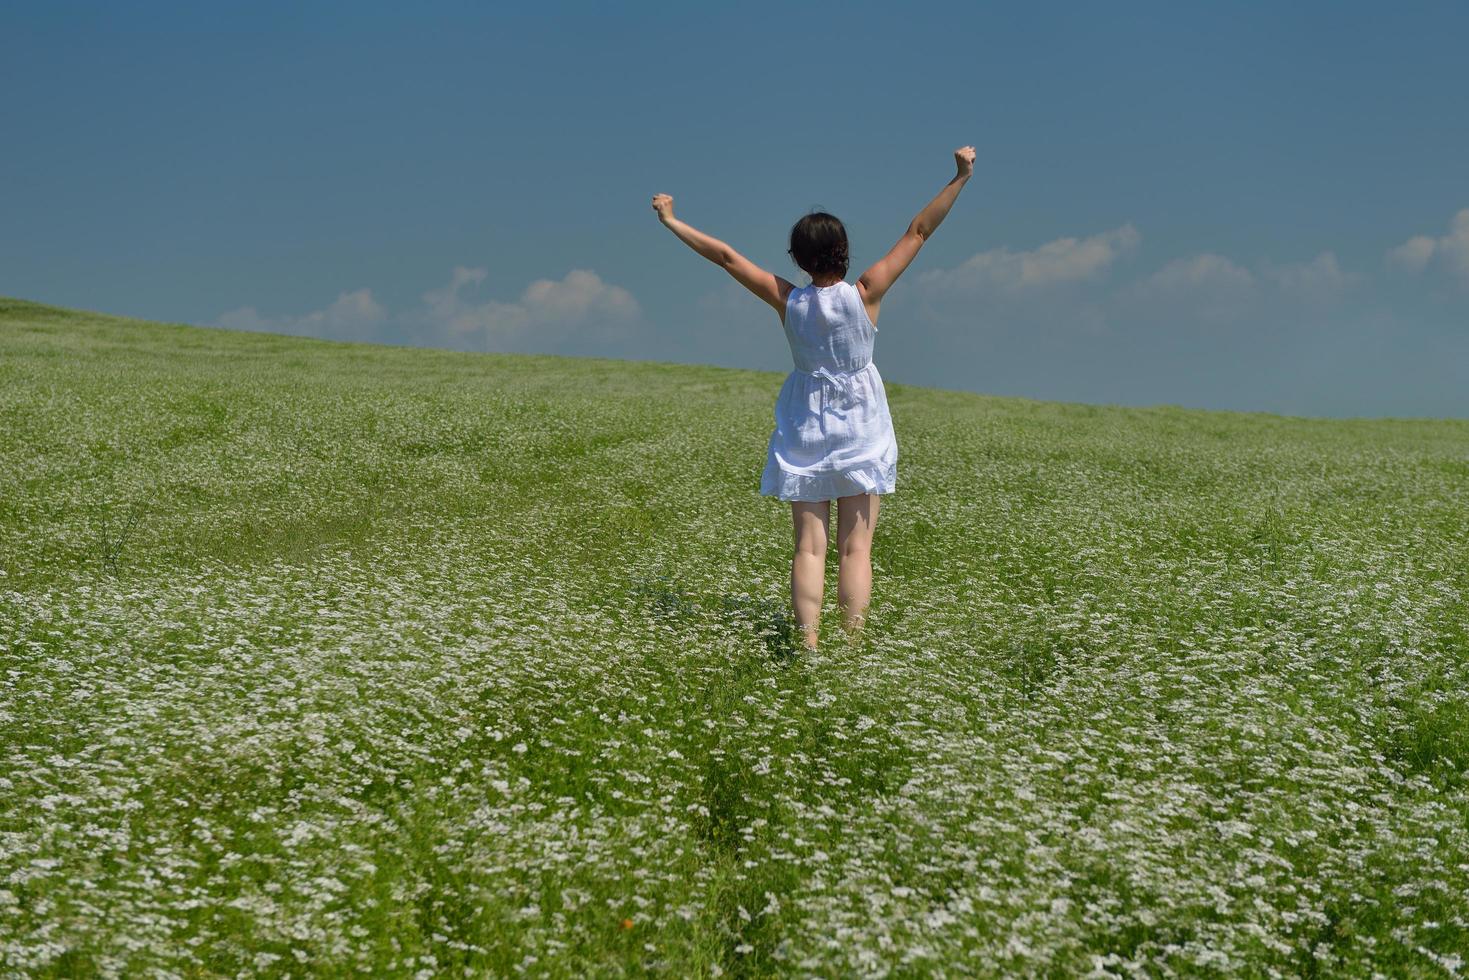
[{"xmin": 4, "ymin": 0, "xmax": 1467, "ymax": 418}]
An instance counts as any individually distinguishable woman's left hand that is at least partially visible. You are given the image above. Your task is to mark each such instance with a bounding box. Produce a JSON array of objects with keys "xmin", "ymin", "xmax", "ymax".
[{"xmin": 651, "ymin": 193, "xmax": 674, "ymax": 223}]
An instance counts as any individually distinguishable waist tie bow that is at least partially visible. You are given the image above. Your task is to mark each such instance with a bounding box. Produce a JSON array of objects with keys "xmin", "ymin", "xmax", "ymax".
[{"xmin": 802, "ymin": 365, "xmax": 866, "ymax": 400}]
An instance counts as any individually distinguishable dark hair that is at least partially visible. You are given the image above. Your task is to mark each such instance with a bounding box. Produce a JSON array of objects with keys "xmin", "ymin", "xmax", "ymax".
[{"xmin": 788, "ymin": 210, "xmax": 848, "ymax": 281}]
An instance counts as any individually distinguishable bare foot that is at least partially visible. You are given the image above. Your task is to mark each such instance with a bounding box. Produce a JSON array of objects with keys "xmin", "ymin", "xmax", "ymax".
[{"xmin": 797, "ymin": 622, "xmax": 819, "ymax": 652}]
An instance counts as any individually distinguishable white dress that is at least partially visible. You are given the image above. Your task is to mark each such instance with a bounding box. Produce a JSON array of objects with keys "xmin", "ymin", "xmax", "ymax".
[{"xmin": 761, "ymin": 280, "xmax": 899, "ymax": 502}]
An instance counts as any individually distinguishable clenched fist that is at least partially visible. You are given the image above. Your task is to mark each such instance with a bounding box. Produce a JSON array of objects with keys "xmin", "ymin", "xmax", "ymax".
[
  {"xmin": 651, "ymin": 193, "xmax": 674, "ymax": 223},
  {"xmin": 954, "ymin": 145, "xmax": 976, "ymax": 178}
]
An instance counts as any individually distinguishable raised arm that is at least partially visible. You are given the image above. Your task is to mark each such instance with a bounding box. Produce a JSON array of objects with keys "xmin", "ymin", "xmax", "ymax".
[
  {"xmin": 651, "ymin": 193, "xmax": 792, "ymax": 318},
  {"xmin": 652, "ymin": 193, "xmax": 727, "ymax": 264},
  {"xmin": 857, "ymin": 146, "xmax": 975, "ymax": 307}
]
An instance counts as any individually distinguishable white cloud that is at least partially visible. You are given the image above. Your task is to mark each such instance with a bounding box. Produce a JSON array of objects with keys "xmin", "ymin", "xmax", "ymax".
[
  {"xmin": 1114, "ymin": 252, "xmax": 1257, "ymax": 326},
  {"xmin": 214, "ymin": 268, "xmax": 641, "ymax": 349},
  {"xmin": 216, "ymin": 288, "xmax": 387, "ymax": 340},
  {"xmin": 419, "ymin": 265, "xmax": 528, "ymax": 338},
  {"xmin": 1387, "ymin": 235, "xmax": 1437, "ymax": 274},
  {"xmin": 1143, "ymin": 253, "xmax": 1255, "ymax": 294},
  {"xmin": 696, "ymin": 279, "xmax": 749, "ymax": 317},
  {"xmin": 1386, "ymin": 208, "xmax": 1469, "ymax": 281},
  {"xmin": 916, "ymin": 223, "xmax": 1140, "ymax": 292},
  {"xmin": 423, "ymin": 266, "xmax": 488, "ymax": 322},
  {"xmin": 417, "ymin": 266, "xmax": 639, "ymax": 342},
  {"xmin": 526, "ymin": 269, "xmax": 641, "ymax": 322},
  {"xmin": 1263, "ymin": 251, "xmax": 1354, "ymax": 301}
]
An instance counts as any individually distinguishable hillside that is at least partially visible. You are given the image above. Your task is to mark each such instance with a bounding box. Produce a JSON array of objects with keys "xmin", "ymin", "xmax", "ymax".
[{"xmin": 1, "ymin": 296, "xmax": 1467, "ymax": 976}]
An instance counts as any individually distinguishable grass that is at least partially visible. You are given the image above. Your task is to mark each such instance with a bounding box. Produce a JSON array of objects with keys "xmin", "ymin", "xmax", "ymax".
[{"xmin": 1, "ymin": 295, "xmax": 1467, "ymax": 977}]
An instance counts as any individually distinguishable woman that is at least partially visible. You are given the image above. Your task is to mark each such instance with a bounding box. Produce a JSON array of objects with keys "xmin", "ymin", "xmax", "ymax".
[{"xmin": 652, "ymin": 145, "xmax": 975, "ymax": 650}]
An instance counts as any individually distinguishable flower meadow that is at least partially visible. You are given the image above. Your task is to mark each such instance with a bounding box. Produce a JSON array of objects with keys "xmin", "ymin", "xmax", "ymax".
[{"xmin": 1, "ymin": 296, "xmax": 1467, "ymax": 978}]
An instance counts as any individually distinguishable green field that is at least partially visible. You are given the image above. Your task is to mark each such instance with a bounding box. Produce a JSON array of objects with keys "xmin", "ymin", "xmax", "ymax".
[{"xmin": 2, "ymin": 296, "xmax": 1467, "ymax": 977}]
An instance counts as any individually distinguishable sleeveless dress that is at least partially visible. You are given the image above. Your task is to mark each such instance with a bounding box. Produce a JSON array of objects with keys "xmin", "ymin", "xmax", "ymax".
[{"xmin": 760, "ymin": 280, "xmax": 899, "ymax": 502}]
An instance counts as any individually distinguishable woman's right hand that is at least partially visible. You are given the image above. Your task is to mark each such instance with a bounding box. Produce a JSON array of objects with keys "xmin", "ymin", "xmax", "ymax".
[{"xmin": 954, "ymin": 145, "xmax": 976, "ymax": 178}]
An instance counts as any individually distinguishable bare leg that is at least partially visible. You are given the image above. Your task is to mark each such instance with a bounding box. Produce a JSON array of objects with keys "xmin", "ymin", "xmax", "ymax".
[
  {"xmin": 790, "ymin": 500, "xmax": 829, "ymax": 650},
  {"xmin": 837, "ymin": 493, "xmax": 880, "ymax": 636}
]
